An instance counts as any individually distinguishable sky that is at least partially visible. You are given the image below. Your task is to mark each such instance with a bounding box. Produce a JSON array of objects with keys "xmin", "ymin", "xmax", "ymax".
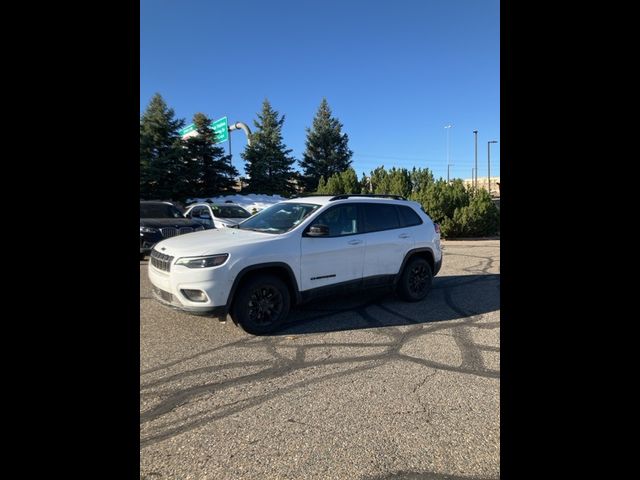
[{"xmin": 140, "ymin": 0, "xmax": 500, "ymax": 182}]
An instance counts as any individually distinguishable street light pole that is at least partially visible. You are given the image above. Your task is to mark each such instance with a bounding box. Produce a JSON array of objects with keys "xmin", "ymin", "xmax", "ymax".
[
  {"xmin": 445, "ymin": 124, "xmax": 452, "ymax": 183},
  {"xmin": 487, "ymin": 140, "xmax": 498, "ymax": 195},
  {"xmin": 473, "ymin": 130, "xmax": 478, "ymax": 189}
]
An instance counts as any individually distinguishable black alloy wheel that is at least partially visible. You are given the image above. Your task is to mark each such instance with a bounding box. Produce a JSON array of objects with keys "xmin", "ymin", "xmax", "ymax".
[
  {"xmin": 397, "ymin": 257, "xmax": 433, "ymax": 302},
  {"xmin": 232, "ymin": 274, "xmax": 291, "ymax": 335}
]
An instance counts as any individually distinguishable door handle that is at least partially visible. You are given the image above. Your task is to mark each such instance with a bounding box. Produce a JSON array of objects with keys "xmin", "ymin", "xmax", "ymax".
[
  {"xmin": 348, "ymin": 239, "xmax": 363, "ymax": 245},
  {"xmin": 399, "ymin": 233, "xmax": 410, "ymax": 239}
]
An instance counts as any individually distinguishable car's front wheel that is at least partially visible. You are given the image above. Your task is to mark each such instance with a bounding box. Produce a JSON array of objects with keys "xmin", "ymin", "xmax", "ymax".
[
  {"xmin": 397, "ymin": 257, "xmax": 433, "ymax": 302},
  {"xmin": 231, "ymin": 274, "xmax": 291, "ymax": 335}
]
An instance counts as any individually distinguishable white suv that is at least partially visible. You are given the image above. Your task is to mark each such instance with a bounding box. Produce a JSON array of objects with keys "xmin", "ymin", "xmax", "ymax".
[{"xmin": 148, "ymin": 194, "xmax": 442, "ymax": 334}]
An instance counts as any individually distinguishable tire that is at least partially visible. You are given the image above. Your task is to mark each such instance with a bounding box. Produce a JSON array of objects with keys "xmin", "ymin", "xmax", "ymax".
[
  {"xmin": 140, "ymin": 252, "xmax": 146, "ymax": 261},
  {"xmin": 397, "ymin": 257, "xmax": 433, "ymax": 302},
  {"xmin": 231, "ymin": 274, "xmax": 291, "ymax": 335}
]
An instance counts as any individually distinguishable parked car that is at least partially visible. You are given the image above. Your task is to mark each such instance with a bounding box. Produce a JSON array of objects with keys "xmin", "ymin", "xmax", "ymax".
[
  {"xmin": 148, "ymin": 194, "xmax": 442, "ymax": 334},
  {"xmin": 140, "ymin": 201, "xmax": 204, "ymax": 260},
  {"xmin": 184, "ymin": 202, "xmax": 252, "ymax": 229}
]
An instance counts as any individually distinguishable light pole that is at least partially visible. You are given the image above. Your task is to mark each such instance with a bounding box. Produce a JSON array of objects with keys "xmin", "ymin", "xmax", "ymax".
[
  {"xmin": 473, "ymin": 130, "xmax": 478, "ymax": 189},
  {"xmin": 445, "ymin": 124, "xmax": 452, "ymax": 182},
  {"xmin": 487, "ymin": 140, "xmax": 498, "ymax": 195}
]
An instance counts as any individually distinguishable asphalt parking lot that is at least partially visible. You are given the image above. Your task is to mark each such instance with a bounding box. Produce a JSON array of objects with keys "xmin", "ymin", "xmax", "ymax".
[{"xmin": 140, "ymin": 240, "xmax": 500, "ymax": 480}]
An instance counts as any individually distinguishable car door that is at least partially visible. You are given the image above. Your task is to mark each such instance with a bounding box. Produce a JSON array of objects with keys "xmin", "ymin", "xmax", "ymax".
[
  {"xmin": 199, "ymin": 206, "xmax": 215, "ymax": 228},
  {"xmin": 299, "ymin": 204, "xmax": 365, "ymax": 292},
  {"xmin": 361, "ymin": 203, "xmax": 414, "ymax": 284},
  {"xmin": 186, "ymin": 206, "xmax": 205, "ymax": 227},
  {"xmin": 188, "ymin": 206, "xmax": 214, "ymax": 228}
]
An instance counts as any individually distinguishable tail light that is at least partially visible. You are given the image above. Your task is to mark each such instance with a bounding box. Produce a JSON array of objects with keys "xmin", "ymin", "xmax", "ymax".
[{"xmin": 434, "ymin": 223, "xmax": 441, "ymax": 234}]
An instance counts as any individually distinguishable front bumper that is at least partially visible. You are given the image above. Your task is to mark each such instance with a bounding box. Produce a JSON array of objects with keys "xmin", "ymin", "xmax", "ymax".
[
  {"xmin": 151, "ymin": 285, "xmax": 228, "ymax": 318},
  {"xmin": 140, "ymin": 232, "xmax": 163, "ymax": 254},
  {"xmin": 148, "ymin": 255, "xmax": 234, "ymax": 319}
]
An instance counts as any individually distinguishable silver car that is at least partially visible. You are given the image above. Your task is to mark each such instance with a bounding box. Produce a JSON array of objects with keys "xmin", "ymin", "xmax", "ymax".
[{"xmin": 184, "ymin": 202, "xmax": 253, "ymax": 229}]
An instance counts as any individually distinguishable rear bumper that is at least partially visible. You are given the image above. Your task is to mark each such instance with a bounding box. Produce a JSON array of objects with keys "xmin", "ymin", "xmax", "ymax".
[{"xmin": 434, "ymin": 255, "xmax": 443, "ymax": 276}]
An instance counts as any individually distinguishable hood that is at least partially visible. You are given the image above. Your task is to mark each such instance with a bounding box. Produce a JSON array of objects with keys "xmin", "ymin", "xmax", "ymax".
[
  {"xmin": 140, "ymin": 218, "xmax": 201, "ymax": 228},
  {"xmin": 152, "ymin": 227, "xmax": 279, "ymax": 257},
  {"xmin": 215, "ymin": 217, "xmax": 247, "ymax": 226}
]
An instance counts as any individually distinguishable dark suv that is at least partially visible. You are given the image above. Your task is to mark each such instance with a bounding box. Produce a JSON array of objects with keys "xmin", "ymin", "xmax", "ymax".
[{"xmin": 140, "ymin": 201, "xmax": 204, "ymax": 260}]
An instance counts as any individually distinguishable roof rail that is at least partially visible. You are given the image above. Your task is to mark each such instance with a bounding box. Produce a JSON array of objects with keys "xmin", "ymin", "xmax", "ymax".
[{"xmin": 329, "ymin": 194, "xmax": 407, "ymax": 201}]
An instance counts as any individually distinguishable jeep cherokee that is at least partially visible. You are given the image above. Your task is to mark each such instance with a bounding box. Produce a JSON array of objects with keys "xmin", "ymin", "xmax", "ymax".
[{"xmin": 148, "ymin": 194, "xmax": 442, "ymax": 334}]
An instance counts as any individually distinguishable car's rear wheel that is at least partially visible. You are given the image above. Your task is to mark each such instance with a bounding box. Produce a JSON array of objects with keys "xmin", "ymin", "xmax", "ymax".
[
  {"xmin": 231, "ymin": 274, "xmax": 290, "ymax": 335},
  {"xmin": 140, "ymin": 253, "xmax": 146, "ymax": 261},
  {"xmin": 397, "ymin": 257, "xmax": 433, "ymax": 302}
]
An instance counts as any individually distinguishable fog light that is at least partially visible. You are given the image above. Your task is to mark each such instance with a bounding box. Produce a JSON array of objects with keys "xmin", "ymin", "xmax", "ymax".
[{"xmin": 181, "ymin": 289, "xmax": 208, "ymax": 302}]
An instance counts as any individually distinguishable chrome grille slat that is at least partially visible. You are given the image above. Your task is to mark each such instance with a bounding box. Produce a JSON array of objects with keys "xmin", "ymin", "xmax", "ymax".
[
  {"xmin": 160, "ymin": 227, "xmax": 178, "ymax": 238},
  {"xmin": 161, "ymin": 227, "xmax": 195, "ymax": 237},
  {"xmin": 150, "ymin": 250, "xmax": 174, "ymax": 272}
]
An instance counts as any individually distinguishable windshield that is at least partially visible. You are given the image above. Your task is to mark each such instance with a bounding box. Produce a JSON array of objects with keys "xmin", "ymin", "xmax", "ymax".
[
  {"xmin": 212, "ymin": 205, "xmax": 251, "ymax": 219},
  {"xmin": 140, "ymin": 203, "xmax": 184, "ymax": 219},
  {"xmin": 238, "ymin": 202, "xmax": 320, "ymax": 234}
]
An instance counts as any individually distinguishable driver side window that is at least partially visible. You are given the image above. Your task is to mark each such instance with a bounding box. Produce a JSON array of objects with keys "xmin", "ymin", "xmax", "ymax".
[{"xmin": 310, "ymin": 205, "xmax": 359, "ymax": 236}]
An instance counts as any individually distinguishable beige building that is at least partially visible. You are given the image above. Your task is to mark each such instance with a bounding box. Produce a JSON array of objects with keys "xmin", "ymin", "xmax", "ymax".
[{"xmin": 462, "ymin": 176, "xmax": 500, "ymax": 197}]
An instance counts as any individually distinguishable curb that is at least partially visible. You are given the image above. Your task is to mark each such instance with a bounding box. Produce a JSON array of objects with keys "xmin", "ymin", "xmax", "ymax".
[{"xmin": 441, "ymin": 237, "xmax": 500, "ymax": 242}]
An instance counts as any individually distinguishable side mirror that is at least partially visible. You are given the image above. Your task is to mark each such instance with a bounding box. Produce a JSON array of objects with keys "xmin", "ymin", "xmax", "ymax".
[{"xmin": 306, "ymin": 224, "xmax": 330, "ymax": 237}]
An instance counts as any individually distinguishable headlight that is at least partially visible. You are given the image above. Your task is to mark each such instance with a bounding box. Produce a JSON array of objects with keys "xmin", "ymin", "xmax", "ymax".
[
  {"xmin": 175, "ymin": 254, "xmax": 229, "ymax": 268},
  {"xmin": 140, "ymin": 226, "xmax": 158, "ymax": 233}
]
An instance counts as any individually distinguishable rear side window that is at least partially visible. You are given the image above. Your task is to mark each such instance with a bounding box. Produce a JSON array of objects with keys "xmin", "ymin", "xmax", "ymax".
[
  {"xmin": 362, "ymin": 203, "xmax": 400, "ymax": 232},
  {"xmin": 397, "ymin": 205, "xmax": 423, "ymax": 227}
]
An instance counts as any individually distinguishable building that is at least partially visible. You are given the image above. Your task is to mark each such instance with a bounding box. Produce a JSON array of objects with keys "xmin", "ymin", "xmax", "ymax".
[{"xmin": 462, "ymin": 176, "xmax": 500, "ymax": 197}]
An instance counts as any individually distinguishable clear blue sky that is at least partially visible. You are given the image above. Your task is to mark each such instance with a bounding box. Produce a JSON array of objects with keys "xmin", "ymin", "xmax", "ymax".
[{"xmin": 141, "ymin": 0, "xmax": 500, "ymax": 182}]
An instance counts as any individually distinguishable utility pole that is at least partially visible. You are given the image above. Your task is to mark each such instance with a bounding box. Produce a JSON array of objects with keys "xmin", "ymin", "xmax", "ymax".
[
  {"xmin": 445, "ymin": 124, "xmax": 452, "ymax": 183},
  {"xmin": 473, "ymin": 130, "xmax": 478, "ymax": 189}
]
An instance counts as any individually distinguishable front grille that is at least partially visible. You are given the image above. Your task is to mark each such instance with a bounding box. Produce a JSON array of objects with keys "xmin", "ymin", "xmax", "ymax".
[
  {"xmin": 150, "ymin": 250, "xmax": 174, "ymax": 272},
  {"xmin": 160, "ymin": 227, "xmax": 178, "ymax": 238},
  {"xmin": 160, "ymin": 227, "xmax": 195, "ymax": 237}
]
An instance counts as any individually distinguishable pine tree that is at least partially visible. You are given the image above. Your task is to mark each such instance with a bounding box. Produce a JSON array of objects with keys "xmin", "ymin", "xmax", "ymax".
[
  {"xmin": 242, "ymin": 99, "xmax": 296, "ymax": 195},
  {"xmin": 299, "ymin": 98, "xmax": 353, "ymax": 192},
  {"xmin": 180, "ymin": 112, "xmax": 238, "ymax": 199},
  {"xmin": 140, "ymin": 93, "xmax": 185, "ymax": 200},
  {"xmin": 316, "ymin": 168, "xmax": 360, "ymax": 194}
]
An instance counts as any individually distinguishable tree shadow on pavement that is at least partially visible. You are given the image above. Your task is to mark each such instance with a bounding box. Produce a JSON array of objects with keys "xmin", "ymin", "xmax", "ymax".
[{"xmin": 274, "ymin": 274, "xmax": 500, "ymax": 336}]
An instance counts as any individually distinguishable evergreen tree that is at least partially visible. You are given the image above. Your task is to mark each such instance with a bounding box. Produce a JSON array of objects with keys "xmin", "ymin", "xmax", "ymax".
[
  {"xmin": 317, "ymin": 176, "xmax": 327, "ymax": 193},
  {"xmin": 242, "ymin": 99, "xmax": 296, "ymax": 195},
  {"xmin": 299, "ymin": 98, "xmax": 353, "ymax": 191},
  {"xmin": 369, "ymin": 166, "xmax": 389, "ymax": 194},
  {"xmin": 360, "ymin": 172, "xmax": 369, "ymax": 193},
  {"xmin": 409, "ymin": 167, "xmax": 434, "ymax": 196},
  {"xmin": 140, "ymin": 93, "xmax": 185, "ymax": 200},
  {"xmin": 316, "ymin": 168, "xmax": 361, "ymax": 194},
  {"xmin": 387, "ymin": 167, "xmax": 412, "ymax": 197},
  {"xmin": 180, "ymin": 112, "xmax": 238, "ymax": 199}
]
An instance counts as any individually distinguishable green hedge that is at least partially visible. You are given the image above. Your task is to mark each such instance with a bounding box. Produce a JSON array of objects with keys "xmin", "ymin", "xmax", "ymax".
[{"xmin": 315, "ymin": 167, "xmax": 500, "ymax": 238}]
